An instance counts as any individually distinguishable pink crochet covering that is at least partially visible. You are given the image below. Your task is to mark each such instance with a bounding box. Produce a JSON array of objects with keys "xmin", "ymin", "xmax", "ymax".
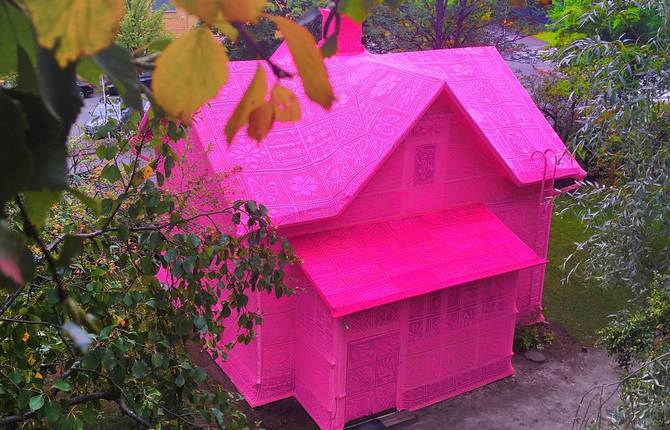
[
  {"xmin": 291, "ymin": 203, "xmax": 545, "ymax": 317},
  {"xmin": 164, "ymin": 13, "xmax": 586, "ymax": 430}
]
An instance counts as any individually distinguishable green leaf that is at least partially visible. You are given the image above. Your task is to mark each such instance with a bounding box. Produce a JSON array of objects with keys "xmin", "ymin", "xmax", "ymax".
[
  {"xmin": 174, "ymin": 373, "xmax": 185, "ymax": 387},
  {"xmin": 52, "ymin": 380, "xmax": 71, "ymax": 392},
  {"xmin": 67, "ymin": 187, "xmax": 101, "ymax": 215},
  {"xmin": 17, "ymin": 46, "xmax": 40, "ymax": 94},
  {"xmin": 0, "ymin": 2, "xmax": 36, "ymax": 76},
  {"xmin": 338, "ymin": 0, "xmax": 380, "ymax": 22},
  {"xmin": 9, "ymin": 370, "xmax": 22, "ymax": 385},
  {"xmin": 151, "ymin": 352, "xmax": 164, "ymax": 368},
  {"xmin": 131, "ymin": 360, "xmax": 150, "ymax": 379},
  {"xmin": 23, "ymin": 190, "xmax": 62, "ymax": 229},
  {"xmin": 147, "ymin": 37, "xmax": 172, "ymax": 52},
  {"xmin": 35, "ymin": 47, "xmax": 83, "ymax": 144},
  {"xmin": 189, "ymin": 234, "xmax": 200, "ymax": 248},
  {"xmin": 148, "ymin": 231, "xmax": 162, "ymax": 250},
  {"xmin": 153, "ymin": 27, "xmax": 229, "ymax": 124},
  {"xmin": 99, "ymin": 325, "xmax": 116, "ymax": 340},
  {"xmin": 140, "ymin": 256, "xmax": 156, "ymax": 274},
  {"xmin": 101, "ymin": 164, "xmax": 122, "ymax": 183},
  {"xmin": 211, "ymin": 407, "xmax": 224, "ymax": 426},
  {"xmin": 117, "ymin": 225, "xmax": 130, "ymax": 242},
  {"xmin": 245, "ymin": 200, "xmax": 258, "ymax": 213},
  {"xmin": 0, "ymin": 90, "xmax": 31, "ymax": 203},
  {"xmin": 93, "ymin": 44, "xmax": 142, "ymax": 110},
  {"xmin": 44, "ymin": 400, "xmax": 62, "ymax": 422},
  {"xmin": 56, "ymin": 235, "xmax": 83, "ymax": 268},
  {"xmin": 62, "ymin": 415, "xmax": 84, "ymax": 430},
  {"xmin": 29, "ymin": 394, "xmax": 44, "ymax": 411},
  {"xmin": 76, "ymin": 57, "xmax": 102, "ymax": 86},
  {"xmin": 320, "ymin": 35, "xmax": 338, "ymax": 58},
  {"xmin": 95, "ymin": 144, "xmax": 117, "ymax": 160},
  {"xmin": 195, "ymin": 368, "xmax": 207, "ymax": 383},
  {"xmin": 82, "ymin": 351, "xmax": 99, "ymax": 369},
  {"xmin": 10, "ymin": 88, "xmax": 69, "ymax": 191}
]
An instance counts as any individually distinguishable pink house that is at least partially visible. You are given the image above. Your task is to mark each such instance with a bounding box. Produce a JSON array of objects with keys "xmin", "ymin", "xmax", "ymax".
[{"xmin": 167, "ymin": 12, "xmax": 585, "ymax": 430}]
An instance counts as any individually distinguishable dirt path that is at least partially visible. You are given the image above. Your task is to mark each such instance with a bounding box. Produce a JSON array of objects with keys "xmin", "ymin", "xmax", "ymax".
[
  {"xmin": 407, "ymin": 324, "xmax": 619, "ymax": 430},
  {"xmin": 190, "ymin": 323, "xmax": 620, "ymax": 430}
]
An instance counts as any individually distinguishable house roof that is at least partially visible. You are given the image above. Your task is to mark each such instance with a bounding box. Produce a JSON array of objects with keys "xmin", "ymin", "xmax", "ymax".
[
  {"xmin": 191, "ymin": 45, "xmax": 585, "ymax": 227},
  {"xmin": 290, "ymin": 203, "xmax": 546, "ymax": 317},
  {"xmin": 152, "ymin": 0, "xmax": 176, "ymax": 11}
]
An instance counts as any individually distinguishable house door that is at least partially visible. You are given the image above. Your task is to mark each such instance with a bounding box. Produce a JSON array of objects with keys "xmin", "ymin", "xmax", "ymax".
[{"xmin": 344, "ymin": 331, "xmax": 400, "ymax": 422}]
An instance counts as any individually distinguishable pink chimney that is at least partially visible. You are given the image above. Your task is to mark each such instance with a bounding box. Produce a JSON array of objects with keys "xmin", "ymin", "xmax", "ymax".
[{"xmin": 320, "ymin": 8, "xmax": 365, "ymax": 55}]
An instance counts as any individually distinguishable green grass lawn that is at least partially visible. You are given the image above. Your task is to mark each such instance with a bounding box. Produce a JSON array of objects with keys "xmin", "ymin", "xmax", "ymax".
[
  {"xmin": 532, "ymin": 31, "xmax": 560, "ymax": 45},
  {"xmin": 542, "ymin": 207, "xmax": 633, "ymax": 345}
]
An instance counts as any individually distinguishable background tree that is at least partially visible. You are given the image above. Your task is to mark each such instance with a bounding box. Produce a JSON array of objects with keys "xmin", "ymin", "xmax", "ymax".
[
  {"xmin": 116, "ymin": 0, "xmax": 170, "ymax": 52},
  {"xmin": 551, "ymin": 0, "xmax": 670, "ymax": 428},
  {"xmin": 0, "ymin": 0, "xmax": 391, "ymax": 428},
  {"xmin": 364, "ymin": 0, "xmax": 544, "ymax": 53},
  {"xmin": 224, "ymin": 0, "xmax": 325, "ymax": 60},
  {"xmin": 521, "ymin": 70, "xmax": 581, "ymax": 143}
]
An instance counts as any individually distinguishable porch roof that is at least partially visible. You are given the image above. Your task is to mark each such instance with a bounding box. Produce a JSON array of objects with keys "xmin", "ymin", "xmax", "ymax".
[{"xmin": 291, "ymin": 203, "xmax": 546, "ymax": 317}]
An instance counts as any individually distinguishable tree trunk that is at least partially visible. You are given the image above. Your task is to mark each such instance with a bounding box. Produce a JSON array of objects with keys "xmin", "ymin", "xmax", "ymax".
[{"xmin": 434, "ymin": 0, "xmax": 446, "ymax": 49}]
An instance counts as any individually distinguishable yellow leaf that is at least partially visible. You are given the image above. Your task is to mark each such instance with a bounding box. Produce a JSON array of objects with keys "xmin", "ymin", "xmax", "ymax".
[
  {"xmin": 35, "ymin": 372, "xmax": 43, "ymax": 380},
  {"xmin": 24, "ymin": 0, "xmax": 124, "ymax": 67},
  {"xmin": 271, "ymin": 85, "xmax": 301, "ymax": 122},
  {"xmin": 174, "ymin": 0, "xmax": 266, "ymax": 24},
  {"xmin": 247, "ymin": 102, "xmax": 274, "ymax": 141},
  {"xmin": 141, "ymin": 165, "xmax": 154, "ymax": 180},
  {"xmin": 216, "ymin": 21, "xmax": 239, "ymax": 42},
  {"xmin": 131, "ymin": 165, "xmax": 153, "ymax": 187},
  {"xmin": 224, "ymin": 64, "xmax": 267, "ymax": 143},
  {"xmin": 22, "ymin": 331, "xmax": 30, "ymax": 343},
  {"xmin": 153, "ymin": 27, "xmax": 229, "ymax": 124},
  {"xmin": 220, "ymin": 0, "xmax": 266, "ymax": 23},
  {"xmin": 27, "ymin": 354, "xmax": 36, "ymax": 366},
  {"xmin": 172, "ymin": 0, "xmax": 221, "ymax": 24},
  {"xmin": 267, "ymin": 15, "xmax": 334, "ymax": 109}
]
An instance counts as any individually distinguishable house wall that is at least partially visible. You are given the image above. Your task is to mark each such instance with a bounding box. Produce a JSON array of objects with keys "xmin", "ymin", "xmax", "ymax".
[
  {"xmin": 281, "ymin": 92, "xmax": 552, "ymax": 321},
  {"xmin": 328, "ymin": 272, "xmax": 518, "ymax": 429},
  {"xmin": 215, "ymin": 290, "xmax": 263, "ymax": 405},
  {"xmin": 162, "ymin": 8, "xmax": 198, "ymax": 36},
  {"xmin": 294, "ymin": 277, "xmax": 339, "ymax": 430},
  {"xmin": 215, "ymin": 267, "xmax": 300, "ymax": 407}
]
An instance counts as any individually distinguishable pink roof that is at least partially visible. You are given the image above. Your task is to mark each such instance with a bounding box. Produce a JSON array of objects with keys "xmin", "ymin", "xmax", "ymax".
[
  {"xmin": 191, "ymin": 45, "xmax": 585, "ymax": 226},
  {"xmin": 290, "ymin": 203, "xmax": 546, "ymax": 317}
]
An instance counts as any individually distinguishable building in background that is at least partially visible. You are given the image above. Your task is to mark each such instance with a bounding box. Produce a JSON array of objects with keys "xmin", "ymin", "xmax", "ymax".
[{"xmin": 152, "ymin": 0, "xmax": 197, "ymax": 36}]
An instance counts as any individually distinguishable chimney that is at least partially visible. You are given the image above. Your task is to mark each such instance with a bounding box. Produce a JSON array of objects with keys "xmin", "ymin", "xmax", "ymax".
[{"xmin": 320, "ymin": 8, "xmax": 365, "ymax": 55}]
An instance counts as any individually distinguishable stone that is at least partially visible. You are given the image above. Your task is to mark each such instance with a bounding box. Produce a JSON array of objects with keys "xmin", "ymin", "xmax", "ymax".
[{"xmin": 524, "ymin": 350, "xmax": 546, "ymax": 363}]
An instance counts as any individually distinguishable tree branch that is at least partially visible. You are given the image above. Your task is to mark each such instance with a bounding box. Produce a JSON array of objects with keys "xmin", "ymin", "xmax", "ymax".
[
  {"xmin": 117, "ymin": 396, "xmax": 152, "ymax": 428},
  {"xmin": 0, "ymin": 392, "xmax": 115, "ymax": 426},
  {"xmin": 0, "ymin": 285, "xmax": 26, "ymax": 318},
  {"xmin": 0, "ymin": 317, "xmax": 58, "ymax": 327},
  {"xmin": 230, "ymin": 22, "xmax": 292, "ymax": 79}
]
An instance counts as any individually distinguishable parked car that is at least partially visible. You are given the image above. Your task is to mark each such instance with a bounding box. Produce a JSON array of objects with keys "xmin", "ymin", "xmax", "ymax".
[
  {"xmin": 104, "ymin": 73, "xmax": 152, "ymax": 96},
  {"xmin": 84, "ymin": 97, "xmax": 127, "ymax": 137},
  {"xmin": 77, "ymin": 80, "xmax": 95, "ymax": 98},
  {"xmin": 84, "ymin": 97, "xmax": 150, "ymax": 137},
  {"xmin": 0, "ymin": 80, "xmax": 16, "ymax": 89}
]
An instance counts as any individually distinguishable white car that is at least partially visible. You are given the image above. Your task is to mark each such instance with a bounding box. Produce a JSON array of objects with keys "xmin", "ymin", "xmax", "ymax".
[{"xmin": 84, "ymin": 97, "xmax": 127, "ymax": 136}]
